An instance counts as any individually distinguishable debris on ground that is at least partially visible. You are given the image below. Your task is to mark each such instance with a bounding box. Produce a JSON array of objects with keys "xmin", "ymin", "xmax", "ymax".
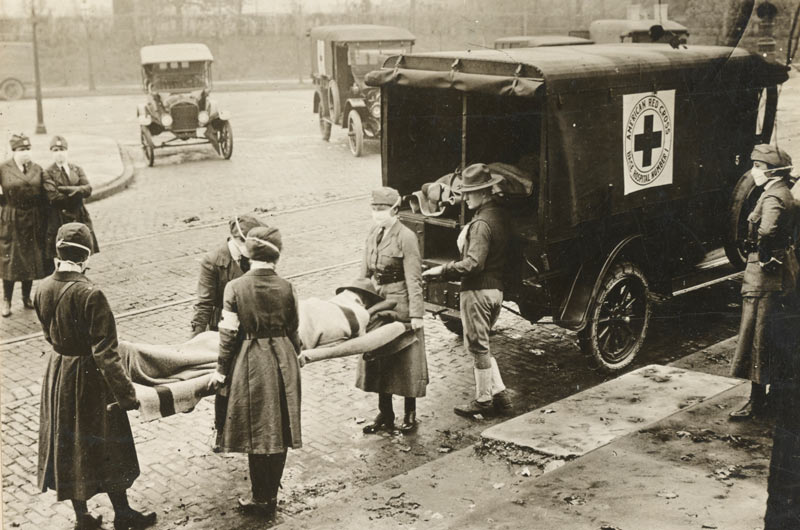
[
  {"xmin": 542, "ymin": 408, "xmax": 556, "ymax": 414},
  {"xmin": 657, "ymin": 490, "xmax": 679, "ymax": 499},
  {"xmin": 529, "ymin": 348, "xmax": 545, "ymax": 356},
  {"xmin": 182, "ymin": 215, "xmax": 200, "ymax": 223},
  {"xmin": 475, "ymin": 439, "xmax": 554, "ymax": 467},
  {"xmin": 564, "ymin": 494, "xmax": 586, "ymax": 505},
  {"xmin": 355, "ymin": 417, "xmax": 366, "ymax": 424},
  {"xmin": 520, "ymin": 466, "xmax": 531, "ymax": 477},
  {"xmin": 600, "ymin": 525, "xmax": 624, "ymax": 530}
]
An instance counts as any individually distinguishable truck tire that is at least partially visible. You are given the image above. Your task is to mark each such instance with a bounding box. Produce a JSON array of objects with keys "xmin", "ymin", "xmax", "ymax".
[
  {"xmin": 724, "ymin": 172, "xmax": 762, "ymax": 270},
  {"xmin": 327, "ymin": 81, "xmax": 341, "ymax": 124},
  {"xmin": 347, "ymin": 110, "xmax": 364, "ymax": 157},
  {"xmin": 578, "ymin": 261, "xmax": 651, "ymax": 373}
]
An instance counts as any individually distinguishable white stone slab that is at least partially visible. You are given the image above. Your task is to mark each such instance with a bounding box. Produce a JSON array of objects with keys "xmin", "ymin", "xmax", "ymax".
[{"xmin": 481, "ymin": 364, "xmax": 742, "ymax": 458}]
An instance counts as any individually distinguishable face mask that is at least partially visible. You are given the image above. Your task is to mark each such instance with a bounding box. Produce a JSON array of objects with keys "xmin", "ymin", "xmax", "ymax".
[
  {"xmin": 751, "ymin": 166, "xmax": 769, "ymax": 187},
  {"xmin": 371, "ymin": 209, "xmax": 392, "ymax": 226},
  {"xmin": 53, "ymin": 150, "xmax": 68, "ymax": 165},
  {"xmin": 13, "ymin": 150, "xmax": 31, "ymax": 167}
]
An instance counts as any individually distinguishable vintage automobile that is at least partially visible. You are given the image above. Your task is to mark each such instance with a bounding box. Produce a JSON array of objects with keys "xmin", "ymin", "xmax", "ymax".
[
  {"xmin": 589, "ymin": 18, "xmax": 689, "ymax": 45},
  {"xmin": 365, "ymin": 43, "xmax": 788, "ymax": 372},
  {"xmin": 310, "ymin": 24, "xmax": 414, "ymax": 157},
  {"xmin": 0, "ymin": 42, "xmax": 33, "ymax": 100},
  {"xmin": 137, "ymin": 43, "xmax": 232, "ymax": 166},
  {"xmin": 493, "ymin": 35, "xmax": 593, "ymax": 49}
]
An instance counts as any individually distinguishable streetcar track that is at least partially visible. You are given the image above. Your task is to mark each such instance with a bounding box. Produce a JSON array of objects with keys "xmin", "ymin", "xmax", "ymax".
[
  {"xmin": 100, "ymin": 193, "xmax": 368, "ymax": 248},
  {"xmin": 0, "ymin": 259, "xmax": 360, "ymax": 347}
]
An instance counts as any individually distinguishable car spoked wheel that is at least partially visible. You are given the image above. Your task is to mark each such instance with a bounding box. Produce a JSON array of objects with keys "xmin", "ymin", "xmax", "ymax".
[
  {"xmin": 218, "ymin": 121, "xmax": 233, "ymax": 159},
  {"xmin": 578, "ymin": 261, "xmax": 650, "ymax": 373},
  {"xmin": 140, "ymin": 128, "xmax": 155, "ymax": 167},
  {"xmin": 347, "ymin": 110, "xmax": 364, "ymax": 157}
]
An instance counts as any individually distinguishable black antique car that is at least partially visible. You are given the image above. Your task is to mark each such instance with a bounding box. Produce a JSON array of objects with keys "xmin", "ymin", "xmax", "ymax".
[
  {"xmin": 137, "ymin": 43, "xmax": 232, "ymax": 166},
  {"xmin": 366, "ymin": 43, "xmax": 788, "ymax": 372},
  {"xmin": 310, "ymin": 24, "xmax": 414, "ymax": 157}
]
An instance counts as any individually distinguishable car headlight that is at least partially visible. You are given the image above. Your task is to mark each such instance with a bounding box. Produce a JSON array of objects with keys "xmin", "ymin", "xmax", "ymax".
[
  {"xmin": 370, "ymin": 103, "xmax": 381, "ymax": 119},
  {"xmin": 161, "ymin": 114, "xmax": 173, "ymax": 127},
  {"xmin": 198, "ymin": 110, "xmax": 209, "ymax": 125}
]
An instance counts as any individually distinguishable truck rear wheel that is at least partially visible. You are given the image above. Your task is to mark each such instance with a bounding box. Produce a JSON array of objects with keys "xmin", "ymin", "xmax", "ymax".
[
  {"xmin": 1, "ymin": 78, "xmax": 24, "ymax": 100},
  {"xmin": 578, "ymin": 261, "xmax": 650, "ymax": 373},
  {"xmin": 724, "ymin": 172, "xmax": 761, "ymax": 270}
]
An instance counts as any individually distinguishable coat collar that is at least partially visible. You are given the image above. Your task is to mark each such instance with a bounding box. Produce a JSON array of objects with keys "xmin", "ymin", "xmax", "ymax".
[
  {"xmin": 53, "ymin": 271, "xmax": 90, "ymax": 283},
  {"xmin": 377, "ymin": 218, "xmax": 401, "ymax": 252},
  {"xmin": 2, "ymin": 158, "xmax": 39, "ymax": 184},
  {"xmin": 248, "ymin": 268, "xmax": 277, "ymax": 277}
]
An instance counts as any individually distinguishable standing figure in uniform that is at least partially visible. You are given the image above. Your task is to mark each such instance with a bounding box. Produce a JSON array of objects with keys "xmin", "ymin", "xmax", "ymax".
[
  {"xmin": 190, "ymin": 214, "xmax": 264, "ymax": 337},
  {"xmin": 358, "ymin": 187, "xmax": 428, "ymax": 434},
  {"xmin": 43, "ymin": 135, "xmax": 100, "ymax": 267},
  {"xmin": 208, "ymin": 225, "xmax": 302, "ymax": 520},
  {"xmin": 0, "ymin": 133, "xmax": 49, "ymax": 317},
  {"xmin": 730, "ymin": 144, "xmax": 798, "ymax": 420},
  {"xmin": 34, "ymin": 223, "xmax": 156, "ymax": 530},
  {"xmin": 423, "ymin": 163, "xmax": 513, "ymax": 419}
]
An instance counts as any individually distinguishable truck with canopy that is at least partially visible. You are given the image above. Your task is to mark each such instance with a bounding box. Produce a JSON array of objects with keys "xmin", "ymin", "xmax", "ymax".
[{"xmin": 365, "ymin": 43, "xmax": 788, "ymax": 372}]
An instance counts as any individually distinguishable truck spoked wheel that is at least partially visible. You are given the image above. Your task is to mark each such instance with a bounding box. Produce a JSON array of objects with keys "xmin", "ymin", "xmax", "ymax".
[
  {"xmin": 578, "ymin": 261, "xmax": 650, "ymax": 373},
  {"xmin": 347, "ymin": 110, "xmax": 364, "ymax": 157},
  {"xmin": 724, "ymin": 172, "xmax": 762, "ymax": 270}
]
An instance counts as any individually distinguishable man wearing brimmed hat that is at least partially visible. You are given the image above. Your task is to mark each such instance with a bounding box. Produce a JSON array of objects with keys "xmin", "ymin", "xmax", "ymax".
[
  {"xmin": 33, "ymin": 223, "xmax": 156, "ymax": 530},
  {"xmin": 190, "ymin": 213, "xmax": 265, "ymax": 337},
  {"xmin": 208, "ymin": 225, "xmax": 302, "ymax": 520},
  {"xmin": 423, "ymin": 163, "xmax": 512, "ymax": 418},
  {"xmin": 0, "ymin": 133, "xmax": 49, "ymax": 317},
  {"xmin": 43, "ymin": 135, "xmax": 99, "ymax": 269},
  {"xmin": 729, "ymin": 144, "xmax": 798, "ymax": 421},
  {"xmin": 357, "ymin": 187, "xmax": 428, "ymax": 434}
]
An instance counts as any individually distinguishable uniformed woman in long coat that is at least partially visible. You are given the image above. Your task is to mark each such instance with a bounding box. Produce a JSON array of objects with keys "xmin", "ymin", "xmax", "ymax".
[
  {"xmin": 34, "ymin": 223, "xmax": 156, "ymax": 530},
  {"xmin": 43, "ymin": 135, "xmax": 99, "ymax": 264},
  {"xmin": 208, "ymin": 225, "xmax": 302, "ymax": 520},
  {"xmin": 358, "ymin": 187, "xmax": 428, "ymax": 434},
  {"xmin": 0, "ymin": 133, "xmax": 49, "ymax": 317},
  {"xmin": 730, "ymin": 144, "xmax": 799, "ymax": 420}
]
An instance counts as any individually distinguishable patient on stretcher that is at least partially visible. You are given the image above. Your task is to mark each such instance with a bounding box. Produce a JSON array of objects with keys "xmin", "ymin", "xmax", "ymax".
[{"xmin": 298, "ymin": 277, "xmax": 394, "ymax": 349}]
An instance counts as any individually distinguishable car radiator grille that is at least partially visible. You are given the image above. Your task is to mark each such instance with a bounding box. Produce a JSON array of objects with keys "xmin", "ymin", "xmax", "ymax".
[{"xmin": 170, "ymin": 103, "xmax": 199, "ymax": 131}]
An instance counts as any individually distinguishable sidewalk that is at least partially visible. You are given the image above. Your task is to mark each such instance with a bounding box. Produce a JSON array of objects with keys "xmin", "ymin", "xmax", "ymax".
[
  {"xmin": 37, "ymin": 79, "xmax": 307, "ymax": 99},
  {"xmin": 278, "ymin": 343, "xmax": 777, "ymax": 530},
  {"xmin": 1, "ymin": 133, "xmax": 133, "ymax": 202}
]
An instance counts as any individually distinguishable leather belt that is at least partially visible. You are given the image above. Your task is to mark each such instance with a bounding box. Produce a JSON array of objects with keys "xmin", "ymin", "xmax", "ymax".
[
  {"xmin": 374, "ymin": 270, "xmax": 405, "ymax": 285},
  {"xmin": 245, "ymin": 328, "xmax": 287, "ymax": 339}
]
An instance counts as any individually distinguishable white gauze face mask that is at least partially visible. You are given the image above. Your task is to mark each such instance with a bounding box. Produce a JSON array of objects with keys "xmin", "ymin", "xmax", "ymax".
[
  {"xmin": 13, "ymin": 150, "xmax": 31, "ymax": 166},
  {"xmin": 53, "ymin": 150, "xmax": 68, "ymax": 165},
  {"xmin": 371, "ymin": 209, "xmax": 392, "ymax": 225},
  {"xmin": 751, "ymin": 166, "xmax": 769, "ymax": 187}
]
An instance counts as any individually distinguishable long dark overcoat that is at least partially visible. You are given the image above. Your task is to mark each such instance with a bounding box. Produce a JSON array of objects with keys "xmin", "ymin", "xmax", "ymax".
[
  {"xmin": 357, "ymin": 220, "xmax": 428, "ymax": 397},
  {"xmin": 216, "ymin": 268, "xmax": 303, "ymax": 454},
  {"xmin": 731, "ymin": 180, "xmax": 799, "ymax": 384},
  {"xmin": 0, "ymin": 158, "xmax": 48, "ymax": 281},
  {"xmin": 34, "ymin": 271, "xmax": 140, "ymax": 501},
  {"xmin": 42, "ymin": 162, "xmax": 99, "ymax": 261},
  {"xmin": 191, "ymin": 241, "xmax": 245, "ymax": 335}
]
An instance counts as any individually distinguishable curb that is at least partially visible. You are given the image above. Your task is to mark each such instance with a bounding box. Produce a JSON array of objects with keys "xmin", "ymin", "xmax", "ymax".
[{"xmin": 86, "ymin": 143, "xmax": 135, "ymax": 203}]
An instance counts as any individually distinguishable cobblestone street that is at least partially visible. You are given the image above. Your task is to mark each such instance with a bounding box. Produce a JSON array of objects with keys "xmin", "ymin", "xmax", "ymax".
[{"xmin": 1, "ymin": 90, "xmax": 745, "ymax": 529}]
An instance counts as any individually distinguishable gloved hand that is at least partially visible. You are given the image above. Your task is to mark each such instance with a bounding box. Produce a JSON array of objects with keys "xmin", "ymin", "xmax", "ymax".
[
  {"xmin": 760, "ymin": 257, "xmax": 783, "ymax": 273},
  {"xmin": 411, "ymin": 317, "xmax": 424, "ymax": 330},
  {"xmin": 207, "ymin": 370, "xmax": 226, "ymax": 391}
]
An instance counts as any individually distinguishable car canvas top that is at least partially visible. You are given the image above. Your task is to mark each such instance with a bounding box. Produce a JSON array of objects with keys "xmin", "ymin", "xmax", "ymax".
[{"xmin": 140, "ymin": 43, "xmax": 214, "ymax": 65}]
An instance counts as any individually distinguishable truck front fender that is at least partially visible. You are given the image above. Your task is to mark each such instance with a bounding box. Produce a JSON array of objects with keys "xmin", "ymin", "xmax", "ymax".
[{"xmin": 554, "ymin": 234, "xmax": 646, "ymax": 331}]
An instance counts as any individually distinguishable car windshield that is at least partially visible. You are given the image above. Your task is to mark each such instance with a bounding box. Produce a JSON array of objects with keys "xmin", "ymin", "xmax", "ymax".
[
  {"xmin": 349, "ymin": 46, "xmax": 408, "ymax": 77},
  {"xmin": 146, "ymin": 61, "xmax": 207, "ymax": 92}
]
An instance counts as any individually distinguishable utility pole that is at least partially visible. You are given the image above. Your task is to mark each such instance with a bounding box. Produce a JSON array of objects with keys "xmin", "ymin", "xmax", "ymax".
[{"xmin": 31, "ymin": 2, "xmax": 47, "ymax": 135}]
